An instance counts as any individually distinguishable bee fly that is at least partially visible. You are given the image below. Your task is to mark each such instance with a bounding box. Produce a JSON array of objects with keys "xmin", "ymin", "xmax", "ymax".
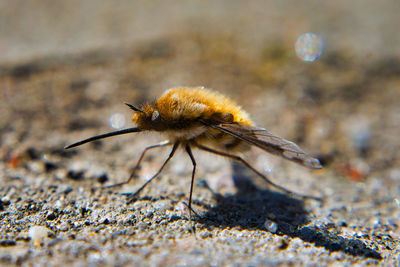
[{"xmin": 65, "ymin": 87, "xmax": 322, "ymax": 215}]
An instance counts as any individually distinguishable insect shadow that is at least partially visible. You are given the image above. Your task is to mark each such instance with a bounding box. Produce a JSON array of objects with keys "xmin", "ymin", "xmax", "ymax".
[{"xmin": 196, "ymin": 162, "xmax": 382, "ymax": 260}]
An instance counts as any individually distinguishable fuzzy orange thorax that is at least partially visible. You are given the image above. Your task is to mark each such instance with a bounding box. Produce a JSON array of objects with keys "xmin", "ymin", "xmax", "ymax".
[{"xmin": 132, "ymin": 87, "xmax": 253, "ymax": 131}]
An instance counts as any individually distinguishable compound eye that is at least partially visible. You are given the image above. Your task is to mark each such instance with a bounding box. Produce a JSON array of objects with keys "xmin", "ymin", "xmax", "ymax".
[{"xmin": 151, "ymin": 110, "xmax": 161, "ymax": 121}]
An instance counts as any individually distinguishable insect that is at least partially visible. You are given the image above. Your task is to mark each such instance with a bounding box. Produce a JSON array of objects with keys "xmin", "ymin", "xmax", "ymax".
[{"xmin": 65, "ymin": 87, "xmax": 322, "ymax": 215}]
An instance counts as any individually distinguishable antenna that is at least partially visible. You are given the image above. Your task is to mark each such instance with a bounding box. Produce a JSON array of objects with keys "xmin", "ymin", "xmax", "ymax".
[{"xmin": 125, "ymin": 103, "xmax": 145, "ymax": 113}]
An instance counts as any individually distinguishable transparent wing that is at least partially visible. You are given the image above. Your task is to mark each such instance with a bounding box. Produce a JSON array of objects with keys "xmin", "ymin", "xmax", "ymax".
[{"xmin": 206, "ymin": 122, "xmax": 322, "ymax": 169}]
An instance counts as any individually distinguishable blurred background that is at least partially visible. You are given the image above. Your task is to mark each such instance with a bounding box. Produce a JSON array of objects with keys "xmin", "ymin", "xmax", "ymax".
[
  {"xmin": 1, "ymin": 0, "xmax": 399, "ymax": 180},
  {"xmin": 0, "ymin": 1, "xmax": 399, "ymax": 264},
  {"xmin": 1, "ymin": 0, "xmax": 400, "ymax": 63}
]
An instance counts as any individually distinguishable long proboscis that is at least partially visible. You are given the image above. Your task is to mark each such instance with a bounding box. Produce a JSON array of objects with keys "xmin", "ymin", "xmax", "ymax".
[{"xmin": 65, "ymin": 127, "xmax": 142, "ymax": 149}]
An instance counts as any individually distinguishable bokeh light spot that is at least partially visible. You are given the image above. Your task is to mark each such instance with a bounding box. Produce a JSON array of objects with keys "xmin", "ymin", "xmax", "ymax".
[
  {"xmin": 295, "ymin": 32, "xmax": 324, "ymax": 62},
  {"xmin": 109, "ymin": 113, "xmax": 126, "ymax": 129}
]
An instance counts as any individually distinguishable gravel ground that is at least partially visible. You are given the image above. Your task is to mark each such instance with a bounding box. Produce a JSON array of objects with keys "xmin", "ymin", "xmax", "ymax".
[{"xmin": 1, "ymin": 1, "xmax": 400, "ymax": 266}]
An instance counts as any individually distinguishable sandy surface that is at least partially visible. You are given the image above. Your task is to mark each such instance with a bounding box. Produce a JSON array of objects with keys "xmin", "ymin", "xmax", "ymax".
[{"xmin": 1, "ymin": 1, "xmax": 400, "ymax": 266}]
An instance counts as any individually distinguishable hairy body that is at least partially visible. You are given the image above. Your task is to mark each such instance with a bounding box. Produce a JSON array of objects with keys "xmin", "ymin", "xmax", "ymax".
[
  {"xmin": 132, "ymin": 87, "xmax": 321, "ymax": 168},
  {"xmin": 65, "ymin": 87, "xmax": 322, "ymax": 212},
  {"xmin": 134, "ymin": 87, "xmax": 252, "ymax": 150}
]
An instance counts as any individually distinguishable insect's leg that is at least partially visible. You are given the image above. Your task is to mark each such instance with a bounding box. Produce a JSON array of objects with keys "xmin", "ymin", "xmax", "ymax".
[
  {"xmin": 127, "ymin": 142, "xmax": 179, "ymax": 204},
  {"xmin": 100, "ymin": 141, "xmax": 172, "ymax": 189},
  {"xmin": 193, "ymin": 142, "xmax": 321, "ymax": 201},
  {"xmin": 181, "ymin": 201, "xmax": 201, "ymax": 218},
  {"xmin": 184, "ymin": 144, "xmax": 197, "ymax": 224}
]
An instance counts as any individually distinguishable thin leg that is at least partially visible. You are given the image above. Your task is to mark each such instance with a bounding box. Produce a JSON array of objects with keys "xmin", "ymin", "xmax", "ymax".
[
  {"xmin": 100, "ymin": 141, "xmax": 172, "ymax": 189},
  {"xmin": 127, "ymin": 142, "xmax": 179, "ymax": 204},
  {"xmin": 193, "ymin": 142, "xmax": 321, "ymax": 201},
  {"xmin": 185, "ymin": 144, "xmax": 197, "ymax": 223},
  {"xmin": 181, "ymin": 201, "xmax": 201, "ymax": 218}
]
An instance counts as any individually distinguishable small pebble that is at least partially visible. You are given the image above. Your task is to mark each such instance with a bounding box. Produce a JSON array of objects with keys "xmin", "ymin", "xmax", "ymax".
[
  {"xmin": 58, "ymin": 222, "xmax": 70, "ymax": 232},
  {"xmin": 46, "ymin": 211, "xmax": 57, "ymax": 220},
  {"xmin": 63, "ymin": 187, "xmax": 73, "ymax": 195},
  {"xmin": 44, "ymin": 161, "xmax": 58, "ymax": 172},
  {"xmin": 96, "ymin": 173, "xmax": 109, "ymax": 184},
  {"xmin": 28, "ymin": 226, "xmax": 50, "ymax": 246},
  {"xmin": 26, "ymin": 147, "xmax": 40, "ymax": 160},
  {"xmin": 54, "ymin": 200, "xmax": 64, "ymax": 209},
  {"xmin": 200, "ymin": 231, "xmax": 212, "ymax": 239},
  {"xmin": 0, "ymin": 239, "xmax": 17, "ymax": 247},
  {"xmin": 101, "ymin": 218, "xmax": 110, "ymax": 225},
  {"xmin": 264, "ymin": 220, "xmax": 278, "ymax": 233},
  {"xmin": 153, "ymin": 200, "xmax": 172, "ymax": 212},
  {"xmin": 67, "ymin": 169, "xmax": 85, "ymax": 181}
]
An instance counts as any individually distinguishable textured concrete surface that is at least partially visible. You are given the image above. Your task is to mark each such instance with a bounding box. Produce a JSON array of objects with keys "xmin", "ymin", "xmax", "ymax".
[{"xmin": 1, "ymin": 1, "xmax": 399, "ymax": 266}]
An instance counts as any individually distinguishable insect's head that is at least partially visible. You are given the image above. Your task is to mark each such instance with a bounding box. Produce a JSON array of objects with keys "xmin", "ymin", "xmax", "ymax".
[{"xmin": 126, "ymin": 103, "xmax": 164, "ymax": 131}]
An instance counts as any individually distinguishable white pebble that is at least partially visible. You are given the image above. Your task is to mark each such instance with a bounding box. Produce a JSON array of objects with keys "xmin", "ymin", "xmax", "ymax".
[{"xmin": 28, "ymin": 226, "xmax": 50, "ymax": 245}]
